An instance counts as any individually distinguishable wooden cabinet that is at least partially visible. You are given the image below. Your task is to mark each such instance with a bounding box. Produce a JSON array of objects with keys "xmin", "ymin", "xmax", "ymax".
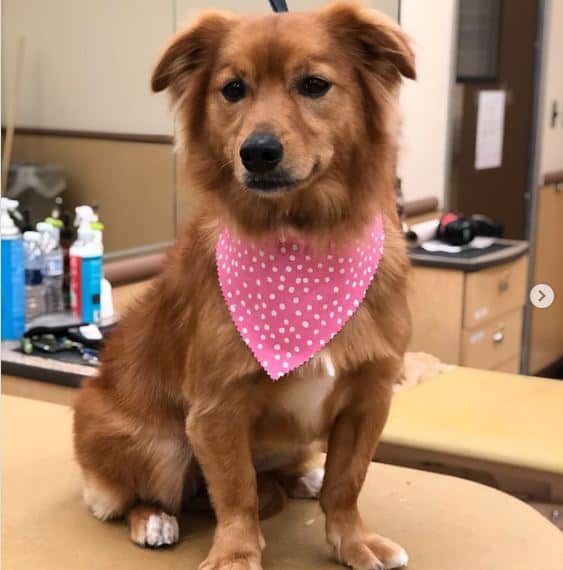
[
  {"xmin": 463, "ymin": 258, "xmax": 528, "ymax": 328},
  {"xmin": 409, "ymin": 256, "xmax": 529, "ymax": 371},
  {"xmin": 461, "ymin": 308, "xmax": 523, "ymax": 370}
]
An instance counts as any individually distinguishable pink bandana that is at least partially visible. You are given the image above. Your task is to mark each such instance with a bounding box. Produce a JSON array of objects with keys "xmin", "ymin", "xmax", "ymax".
[{"xmin": 216, "ymin": 215, "xmax": 384, "ymax": 381}]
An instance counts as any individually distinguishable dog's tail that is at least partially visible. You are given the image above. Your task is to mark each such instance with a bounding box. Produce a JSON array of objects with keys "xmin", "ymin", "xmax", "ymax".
[{"xmin": 257, "ymin": 472, "xmax": 288, "ymax": 520}]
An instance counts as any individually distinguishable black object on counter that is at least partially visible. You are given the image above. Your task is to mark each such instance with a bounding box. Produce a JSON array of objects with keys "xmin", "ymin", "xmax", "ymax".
[
  {"xmin": 437, "ymin": 213, "xmax": 475, "ymax": 246},
  {"xmin": 20, "ymin": 321, "xmax": 118, "ymax": 368},
  {"xmin": 469, "ymin": 214, "xmax": 503, "ymax": 238},
  {"xmin": 437, "ymin": 212, "xmax": 504, "ymax": 246}
]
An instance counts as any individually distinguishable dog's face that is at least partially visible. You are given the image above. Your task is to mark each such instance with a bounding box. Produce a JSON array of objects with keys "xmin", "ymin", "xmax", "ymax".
[
  {"xmin": 209, "ymin": 17, "xmax": 342, "ymax": 195},
  {"xmin": 152, "ymin": 3, "xmax": 415, "ymax": 234}
]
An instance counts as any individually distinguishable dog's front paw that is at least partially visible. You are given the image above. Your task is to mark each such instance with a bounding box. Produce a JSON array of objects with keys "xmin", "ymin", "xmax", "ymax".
[
  {"xmin": 198, "ymin": 552, "xmax": 262, "ymax": 570},
  {"xmin": 335, "ymin": 535, "xmax": 408, "ymax": 570},
  {"xmin": 199, "ymin": 522, "xmax": 263, "ymax": 570},
  {"xmin": 327, "ymin": 515, "xmax": 408, "ymax": 569}
]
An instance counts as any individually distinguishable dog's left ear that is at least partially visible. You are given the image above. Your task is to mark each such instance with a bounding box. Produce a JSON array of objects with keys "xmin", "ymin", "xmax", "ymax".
[{"xmin": 323, "ymin": 3, "xmax": 416, "ymax": 85}]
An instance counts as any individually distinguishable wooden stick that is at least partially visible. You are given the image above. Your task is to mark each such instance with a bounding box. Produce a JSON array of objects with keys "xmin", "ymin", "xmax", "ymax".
[{"xmin": 2, "ymin": 36, "xmax": 26, "ymax": 195}]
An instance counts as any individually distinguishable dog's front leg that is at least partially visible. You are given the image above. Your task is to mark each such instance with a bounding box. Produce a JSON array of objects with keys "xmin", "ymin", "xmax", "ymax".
[
  {"xmin": 321, "ymin": 365, "xmax": 408, "ymax": 570},
  {"xmin": 187, "ymin": 403, "xmax": 263, "ymax": 570}
]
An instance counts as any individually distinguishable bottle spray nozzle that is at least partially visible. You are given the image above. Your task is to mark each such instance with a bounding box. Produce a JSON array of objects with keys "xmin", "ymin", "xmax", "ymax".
[
  {"xmin": 45, "ymin": 216, "xmax": 63, "ymax": 229},
  {"xmin": 1, "ymin": 197, "xmax": 20, "ymax": 213},
  {"xmin": 74, "ymin": 205, "xmax": 98, "ymax": 241},
  {"xmin": 74, "ymin": 205, "xmax": 96, "ymax": 227},
  {"xmin": 74, "ymin": 204, "xmax": 103, "ymax": 246},
  {"xmin": 37, "ymin": 221, "xmax": 60, "ymax": 254},
  {"xmin": 1, "ymin": 198, "xmax": 22, "ymax": 236}
]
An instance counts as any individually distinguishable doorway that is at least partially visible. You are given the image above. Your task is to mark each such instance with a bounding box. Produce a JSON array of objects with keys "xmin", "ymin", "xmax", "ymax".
[{"xmin": 448, "ymin": 0, "xmax": 542, "ymax": 239}]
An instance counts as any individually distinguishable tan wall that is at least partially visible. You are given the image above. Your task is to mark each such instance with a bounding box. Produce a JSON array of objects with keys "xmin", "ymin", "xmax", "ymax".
[
  {"xmin": 10, "ymin": 134, "xmax": 176, "ymax": 254},
  {"xmin": 398, "ymin": 0, "xmax": 457, "ymax": 205},
  {"xmin": 1, "ymin": 0, "xmax": 173, "ymax": 135},
  {"xmin": 175, "ymin": 0, "xmax": 398, "ymax": 24}
]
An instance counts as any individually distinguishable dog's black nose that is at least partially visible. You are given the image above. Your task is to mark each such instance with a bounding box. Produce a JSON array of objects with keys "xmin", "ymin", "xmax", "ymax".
[{"xmin": 240, "ymin": 133, "xmax": 283, "ymax": 173}]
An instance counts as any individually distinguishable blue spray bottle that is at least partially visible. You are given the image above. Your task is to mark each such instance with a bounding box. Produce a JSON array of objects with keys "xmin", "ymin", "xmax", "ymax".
[{"xmin": 1, "ymin": 198, "xmax": 26, "ymax": 339}]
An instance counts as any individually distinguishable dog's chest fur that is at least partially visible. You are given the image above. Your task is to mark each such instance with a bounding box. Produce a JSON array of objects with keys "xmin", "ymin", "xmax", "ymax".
[{"xmin": 267, "ymin": 352, "xmax": 339, "ymax": 439}]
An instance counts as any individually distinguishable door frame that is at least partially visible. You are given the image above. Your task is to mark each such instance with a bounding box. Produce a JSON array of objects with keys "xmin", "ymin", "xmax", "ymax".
[{"xmin": 521, "ymin": 0, "xmax": 550, "ymax": 373}]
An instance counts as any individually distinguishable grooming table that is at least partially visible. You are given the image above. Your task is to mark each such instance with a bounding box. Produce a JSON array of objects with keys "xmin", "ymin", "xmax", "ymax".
[
  {"xmin": 380, "ymin": 367, "xmax": 563, "ymax": 502},
  {"xmin": 3, "ymin": 395, "xmax": 562, "ymax": 570}
]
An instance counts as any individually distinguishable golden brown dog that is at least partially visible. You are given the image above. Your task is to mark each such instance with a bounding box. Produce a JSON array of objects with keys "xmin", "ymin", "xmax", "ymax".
[{"xmin": 73, "ymin": 3, "xmax": 415, "ymax": 569}]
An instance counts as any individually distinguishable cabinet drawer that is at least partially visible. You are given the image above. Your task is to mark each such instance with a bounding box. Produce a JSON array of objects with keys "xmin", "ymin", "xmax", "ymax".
[
  {"xmin": 496, "ymin": 356, "xmax": 521, "ymax": 374},
  {"xmin": 464, "ymin": 256, "xmax": 528, "ymax": 328},
  {"xmin": 461, "ymin": 309, "xmax": 523, "ymax": 370}
]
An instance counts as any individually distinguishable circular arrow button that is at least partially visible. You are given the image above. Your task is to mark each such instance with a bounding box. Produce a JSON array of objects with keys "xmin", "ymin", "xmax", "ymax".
[{"xmin": 530, "ymin": 284, "xmax": 555, "ymax": 309}]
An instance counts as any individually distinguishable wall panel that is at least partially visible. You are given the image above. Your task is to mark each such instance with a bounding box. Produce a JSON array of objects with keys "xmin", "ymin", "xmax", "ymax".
[{"xmin": 11, "ymin": 134, "xmax": 176, "ymax": 254}]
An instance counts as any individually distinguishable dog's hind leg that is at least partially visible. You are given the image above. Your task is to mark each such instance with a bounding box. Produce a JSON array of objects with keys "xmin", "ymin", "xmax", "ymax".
[
  {"xmin": 75, "ymin": 384, "xmax": 192, "ymax": 547},
  {"xmin": 82, "ymin": 439, "xmax": 189, "ymax": 549},
  {"xmin": 82, "ymin": 471, "xmax": 134, "ymax": 521},
  {"xmin": 126, "ymin": 435, "xmax": 196, "ymax": 548},
  {"xmin": 82, "ymin": 457, "xmax": 181, "ymax": 548}
]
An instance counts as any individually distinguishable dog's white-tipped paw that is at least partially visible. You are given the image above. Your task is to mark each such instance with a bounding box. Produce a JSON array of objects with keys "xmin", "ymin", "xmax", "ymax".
[
  {"xmin": 139, "ymin": 513, "xmax": 179, "ymax": 548},
  {"xmin": 384, "ymin": 548, "xmax": 409, "ymax": 569},
  {"xmin": 291, "ymin": 467, "xmax": 324, "ymax": 499},
  {"xmin": 83, "ymin": 478, "xmax": 127, "ymax": 521}
]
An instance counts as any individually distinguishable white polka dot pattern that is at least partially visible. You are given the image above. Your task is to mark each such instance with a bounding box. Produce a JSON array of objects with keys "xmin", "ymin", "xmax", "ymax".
[{"xmin": 216, "ymin": 215, "xmax": 384, "ymax": 381}]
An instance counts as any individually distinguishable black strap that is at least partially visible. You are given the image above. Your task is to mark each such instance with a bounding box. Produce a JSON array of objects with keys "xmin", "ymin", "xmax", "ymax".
[{"xmin": 268, "ymin": 0, "xmax": 289, "ymax": 12}]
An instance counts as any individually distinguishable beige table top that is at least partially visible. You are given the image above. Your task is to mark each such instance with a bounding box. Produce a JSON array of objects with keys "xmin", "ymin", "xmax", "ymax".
[
  {"xmin": 383, "ymin": 367, "xmax": 563, "ymax": 474},
  {"xmin": 3, "ymin": 394, "xmax": 563, "ymax": 570}
]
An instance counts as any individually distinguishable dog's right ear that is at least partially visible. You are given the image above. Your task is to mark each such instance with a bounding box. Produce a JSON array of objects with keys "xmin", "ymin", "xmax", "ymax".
[{"xmin": 151, "ymin": 11, "xmax": 234, "ymax": 94}]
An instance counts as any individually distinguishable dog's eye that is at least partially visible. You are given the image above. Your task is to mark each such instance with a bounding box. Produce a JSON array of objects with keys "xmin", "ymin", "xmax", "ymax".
[
  {"xmin": 221, "ymin": 80, "xmax": 246, "ymax": 103},
  {"xmin": 298, "ymin": 76, "xmax": 332, "ymax": 98}
]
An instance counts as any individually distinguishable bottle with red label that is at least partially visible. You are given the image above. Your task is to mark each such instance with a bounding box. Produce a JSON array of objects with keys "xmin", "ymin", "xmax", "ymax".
[{"xmin": 70, "ymin": 206, "xmax": 103, "ymax": 323}]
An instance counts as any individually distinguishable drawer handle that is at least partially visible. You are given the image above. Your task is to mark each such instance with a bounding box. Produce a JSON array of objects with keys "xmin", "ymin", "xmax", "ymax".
[
  {"xmin": 498, "ymin": 273, "xmax": 510, "ymax": 293},
  {"xmin": 492, "ymin": 329, "xmax": 505, "ymax": 344}
]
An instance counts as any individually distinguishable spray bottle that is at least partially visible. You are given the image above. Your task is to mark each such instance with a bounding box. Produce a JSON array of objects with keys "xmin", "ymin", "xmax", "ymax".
[
  {"xmin": 70, "ymin": 206, "xmax": 103, "ymax": 323},
  {"xmin": 23, "ymin": 230, "xmax": 46, "ymax": 321},
  {"xmin": 1, "ymin": 198, "xmax": 26, "ymax": 339},
  {"xmin": 37, "ymin": 221, "xmax": 64, "ymax": 313},
  {"xmin": 89, "ymin": 206, "xmax": 114, "ymax": 321}
]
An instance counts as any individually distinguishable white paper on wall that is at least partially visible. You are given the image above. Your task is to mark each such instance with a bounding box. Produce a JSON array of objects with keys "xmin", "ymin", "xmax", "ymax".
[{"xmin": 475, "ymin": 90, "xmax": 506, "ymax": 170}]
